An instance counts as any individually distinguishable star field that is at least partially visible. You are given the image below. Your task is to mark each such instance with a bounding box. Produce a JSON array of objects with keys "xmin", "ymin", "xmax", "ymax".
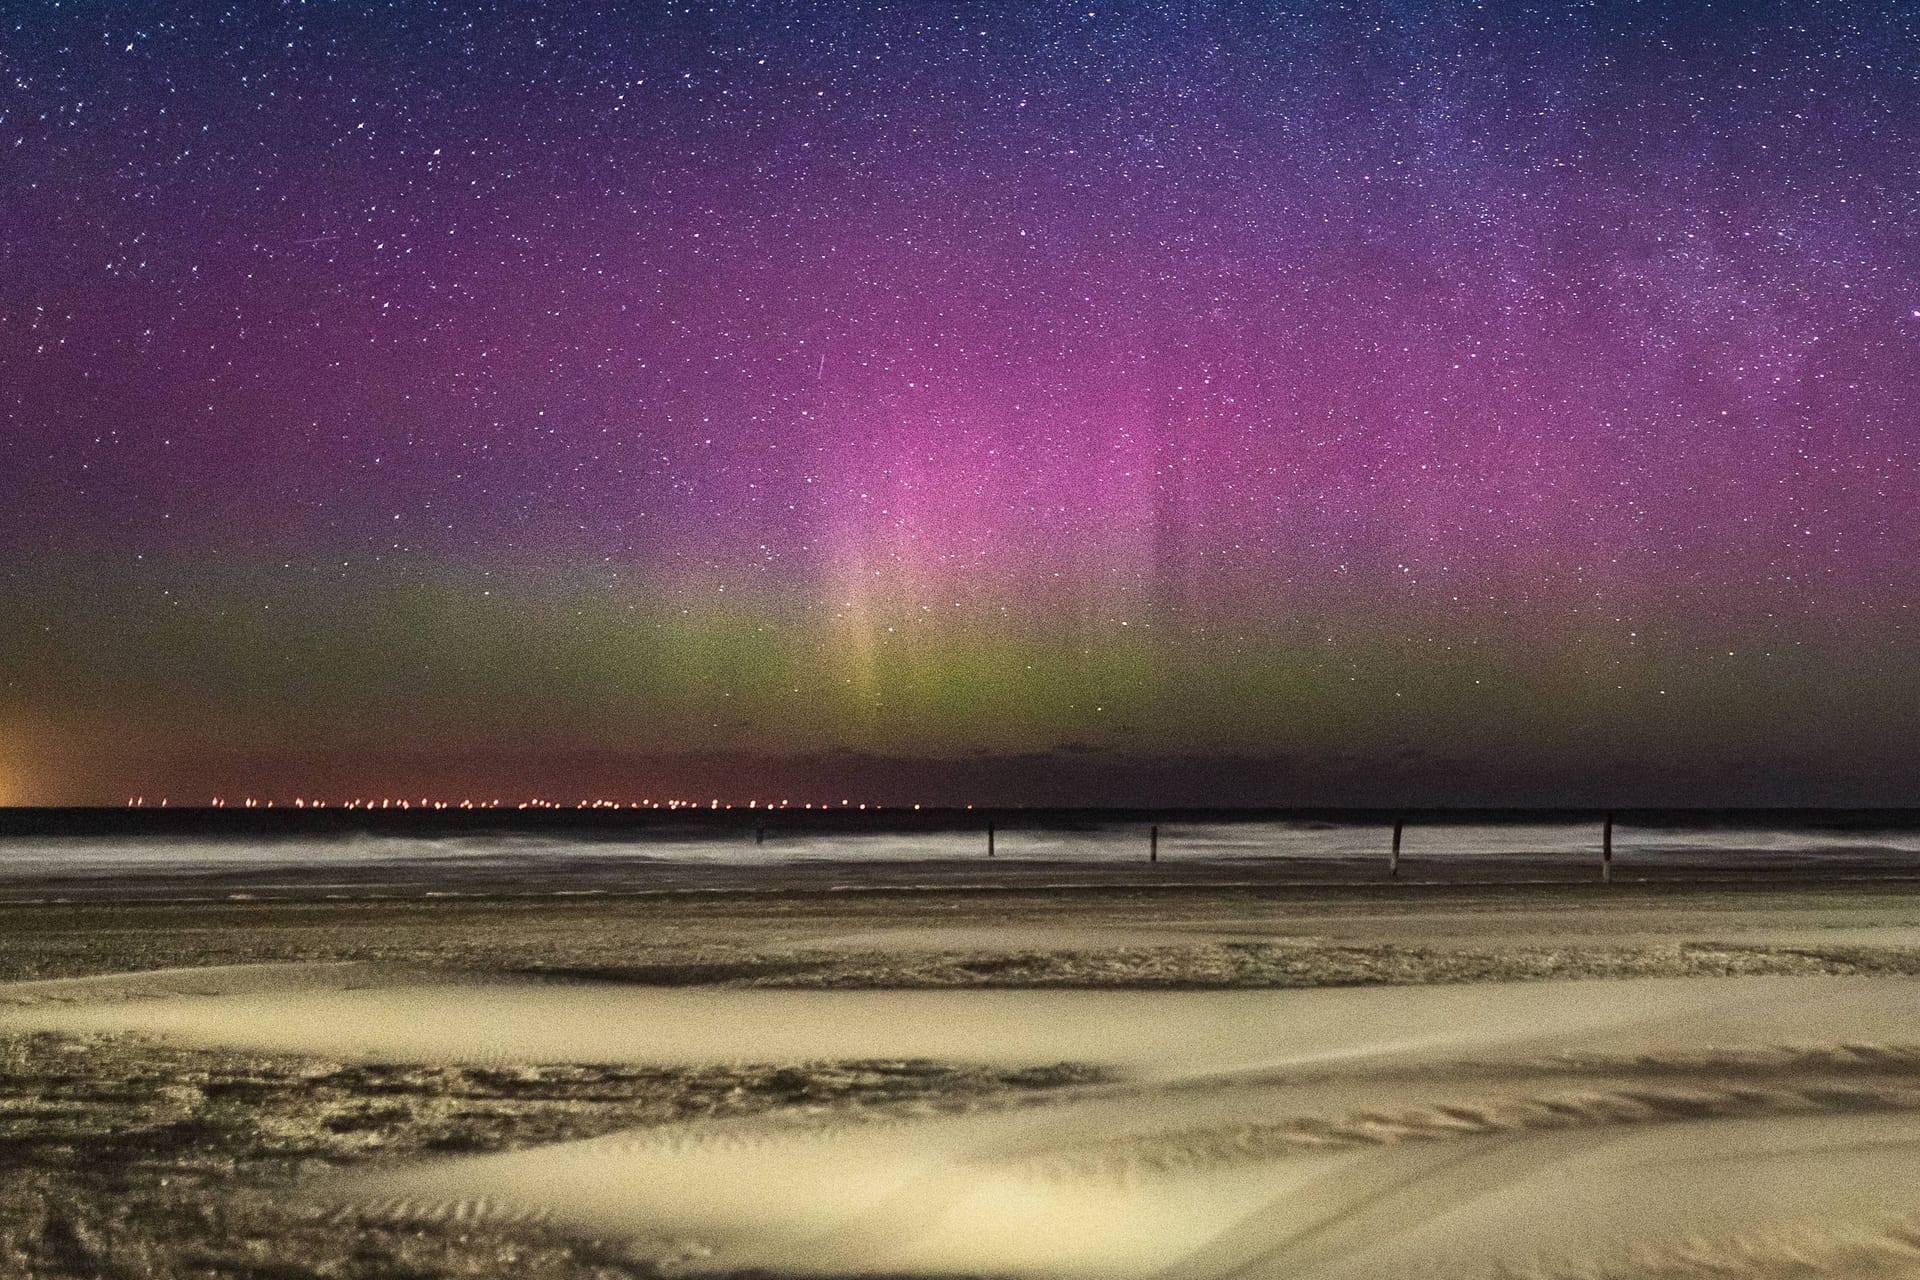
[{"xmin": 3, "ymin": 1, "xmax": 1918, "ymax": 805}]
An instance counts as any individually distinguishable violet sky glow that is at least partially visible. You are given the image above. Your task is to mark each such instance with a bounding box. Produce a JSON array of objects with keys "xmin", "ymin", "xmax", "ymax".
[{"xmin": 3, "ymin": 2, "xmax": 1919, "ymax": 805}]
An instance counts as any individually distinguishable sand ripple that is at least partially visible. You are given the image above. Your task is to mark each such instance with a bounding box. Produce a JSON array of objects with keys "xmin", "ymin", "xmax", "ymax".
[{"xmin": 10, "ymin": 968, "xmax": 1920, "ymax": 1277}]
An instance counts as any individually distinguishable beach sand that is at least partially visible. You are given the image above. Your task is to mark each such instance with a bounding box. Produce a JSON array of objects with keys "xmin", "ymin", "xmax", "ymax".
[{"xmin": 4, "ymin": 881, "xmax": 1920, "ymax": 1277}]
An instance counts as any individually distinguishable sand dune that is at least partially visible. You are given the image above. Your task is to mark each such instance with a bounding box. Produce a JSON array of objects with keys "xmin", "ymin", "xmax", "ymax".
[{"xmin": 9, "ymin": 967, "xmax": 1920, "ymax": 1277}]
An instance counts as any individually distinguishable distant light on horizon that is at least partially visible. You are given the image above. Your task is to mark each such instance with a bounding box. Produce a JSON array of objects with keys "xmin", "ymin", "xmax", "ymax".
[{"xmin": 122, "ymin": 794, "xmax": 919, "ymax": 812}]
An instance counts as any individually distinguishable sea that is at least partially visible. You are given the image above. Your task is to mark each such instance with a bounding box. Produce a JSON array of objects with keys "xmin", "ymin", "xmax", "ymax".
[{"xmin": 2, "ymin": 818, "xmax": 1917, "ymax": 902}]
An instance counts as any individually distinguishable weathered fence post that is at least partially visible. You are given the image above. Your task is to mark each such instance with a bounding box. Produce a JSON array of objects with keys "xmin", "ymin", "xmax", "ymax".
[
  {"xmin": 987, "ymin": 822, "xmax": 995, "ymax": 858},
  {"xmin": 1602, "ymin": 811, "xmax": 1614, "ymax": 883},
  {"xmin": 1390, "ymin": 818, "xmax": 1403, "ymax": 878},
  {"xmin": 1150, "ymin": 824, "xmax": 1159, "ymax": 863},
  {"xmin": 755, "ymin": 825, "xmax": 765, "ymax": 846}
]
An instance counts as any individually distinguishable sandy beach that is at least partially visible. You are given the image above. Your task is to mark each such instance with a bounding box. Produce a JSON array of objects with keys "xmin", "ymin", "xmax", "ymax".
[
  {"xmin": 9, "ymin": 965, "xmax": 1920, "ymax": 1276},
  {"xmin": 3, "ymin": 873, "xmax": 1920, "ymax": 1277}
]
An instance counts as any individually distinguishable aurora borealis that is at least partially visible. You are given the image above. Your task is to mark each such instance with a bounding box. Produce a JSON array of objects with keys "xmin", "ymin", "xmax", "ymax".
[{"xmin": 3, "ymin": 2, "xmax": 1918, "ymax": 807}]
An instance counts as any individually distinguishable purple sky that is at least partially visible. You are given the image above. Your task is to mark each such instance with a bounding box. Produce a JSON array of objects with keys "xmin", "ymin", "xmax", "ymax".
[{"xmin": 3, "ymin": 2, "xmax": 1918, "ymax": 806}]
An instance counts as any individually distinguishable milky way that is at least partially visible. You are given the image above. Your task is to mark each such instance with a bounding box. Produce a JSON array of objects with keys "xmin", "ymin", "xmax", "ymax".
[{"xmin": 3, "ymin": 3, "xmax": 1918, "ymax": 805}]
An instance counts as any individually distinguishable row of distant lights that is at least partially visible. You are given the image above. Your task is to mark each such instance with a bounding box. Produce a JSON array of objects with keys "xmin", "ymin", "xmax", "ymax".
[{"xmin": 127, "ymin": 797, "xmax": 954, "ymax": 811}]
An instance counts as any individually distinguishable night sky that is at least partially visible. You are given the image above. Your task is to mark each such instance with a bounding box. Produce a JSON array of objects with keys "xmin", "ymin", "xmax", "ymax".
[{"xmin": 4, "ymin": 2, "xmax": 1918, "ymax": 807}]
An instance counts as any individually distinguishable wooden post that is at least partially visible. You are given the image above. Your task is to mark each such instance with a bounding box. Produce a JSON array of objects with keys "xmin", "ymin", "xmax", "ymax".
[
  {"xmin": 1602, "ymin": 811, "xmax": 1614, "ymax": 883},
  {"xmin": 755, "ymin": 825, "xmax": 765, "ymax": 846},
  {"xmin": 987, "ymin": 822, "xmax": 995, "ymax": 858},
  {"xmin": 1150, "ymin": 824, "xmax": 1159, "ymax": 863},
  {"xmin": 1390, "ymin": 818, "xmax": 1403, "ymax": 878}
]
